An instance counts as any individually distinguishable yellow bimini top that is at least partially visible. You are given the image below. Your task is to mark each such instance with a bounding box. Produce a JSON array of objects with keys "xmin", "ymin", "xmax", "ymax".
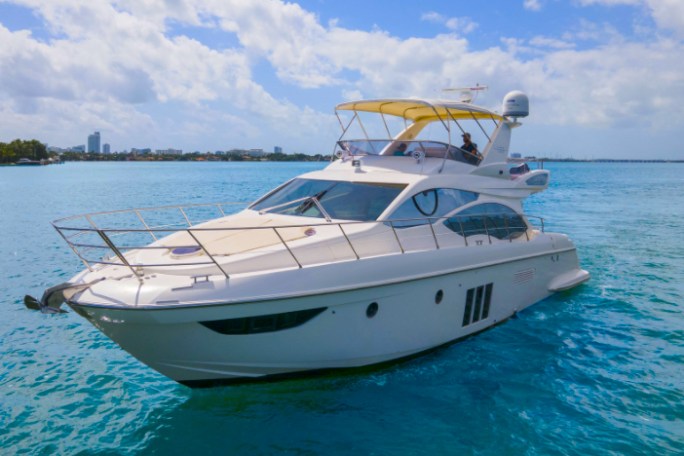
[{"xmin": 335, "ymin": 98, "xmax": 504, "ymax": 122}]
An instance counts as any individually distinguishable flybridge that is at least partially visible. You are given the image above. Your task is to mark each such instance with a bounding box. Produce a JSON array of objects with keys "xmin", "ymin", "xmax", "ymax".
[{"xmin": 332, "ymin": 91, "xmax": 530, "ymax": 171}]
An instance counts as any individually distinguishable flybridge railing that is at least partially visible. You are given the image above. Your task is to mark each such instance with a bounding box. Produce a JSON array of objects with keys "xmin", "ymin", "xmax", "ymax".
[{"xmin": 52, "ymin": 202, "xmax": 545, "ymax": 281}]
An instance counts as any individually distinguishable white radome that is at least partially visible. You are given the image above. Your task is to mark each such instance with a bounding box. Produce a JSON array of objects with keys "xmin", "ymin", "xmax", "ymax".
[{"xmin": 502, "ymin": 90, "xmax": 529, "ymax": 118}]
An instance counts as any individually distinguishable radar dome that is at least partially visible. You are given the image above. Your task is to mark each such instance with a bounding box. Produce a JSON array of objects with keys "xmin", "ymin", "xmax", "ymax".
[{"xmin": 502, "ymin": 91, "xmax": 529, "ymax": 118}]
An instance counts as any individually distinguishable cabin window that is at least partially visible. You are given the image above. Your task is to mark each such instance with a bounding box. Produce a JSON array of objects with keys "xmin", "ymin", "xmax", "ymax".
[
  {"xmin": 444, "ymin": 203, "xmax": 528, "ymax": 239},
  {"xmin": 388, "ymin": 188, "xmax": 478, "ymax": 228},
  {"xmin": 200, "ymin": 307, "xmax": 327, "ymax": 335},
  {"xmin": 250, "ymin": 178, "xmax": 406, "ymax": 222}
]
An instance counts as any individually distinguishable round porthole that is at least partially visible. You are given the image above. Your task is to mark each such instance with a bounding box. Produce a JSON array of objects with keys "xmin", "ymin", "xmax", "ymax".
[
  {"xmin": 435, "ymin": 289, "xmax": 444, "ymax": 304},
  {"xmin": 366, "ymin": 302, "xmax": 379, "ymax": 318}
]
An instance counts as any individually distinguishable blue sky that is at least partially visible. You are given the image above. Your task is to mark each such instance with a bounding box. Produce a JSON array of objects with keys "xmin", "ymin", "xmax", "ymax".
[{"xmin": 0, "ymin": 0, "xmax": 682, "ymax": 159}]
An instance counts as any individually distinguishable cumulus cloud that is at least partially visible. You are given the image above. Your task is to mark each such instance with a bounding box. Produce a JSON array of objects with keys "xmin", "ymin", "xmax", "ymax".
[
  {"xmin": 646, "ymin": 0, "xmax": 684, "ymax": 37},
  {"xmin": 576, "ymin": 0, "xmax": 684, "ymax": 37}
]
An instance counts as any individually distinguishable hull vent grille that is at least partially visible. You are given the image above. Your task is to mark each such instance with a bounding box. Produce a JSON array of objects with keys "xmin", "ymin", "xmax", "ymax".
[{"xmin": 514, "ymin": 268, "xmax": 535, "ymax": 284}]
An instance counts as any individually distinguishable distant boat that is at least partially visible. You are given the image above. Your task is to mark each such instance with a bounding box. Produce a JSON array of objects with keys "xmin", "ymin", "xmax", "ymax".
[{"xmin": 15, "ymin": 158, "xmax": 42, "ymax": 166}]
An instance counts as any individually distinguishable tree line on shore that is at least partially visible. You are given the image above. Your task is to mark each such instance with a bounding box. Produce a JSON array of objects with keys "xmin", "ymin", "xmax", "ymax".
[
  {"xmin": 0, "ymin": 140, "xmax": 48, "ymax": 163},
  {"xmin": 59, "ymin": 151, "xmax": 331, "ymax": 162}
]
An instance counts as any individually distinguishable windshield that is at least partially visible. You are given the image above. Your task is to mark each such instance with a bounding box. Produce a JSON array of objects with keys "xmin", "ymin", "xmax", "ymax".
[
  {"xmin": 250, "ymin": 178, "xmax": 406, "ymax": 221},
  {"xmin": 337, "ymin": 140, "xmax": 481, "ymax": 165}
]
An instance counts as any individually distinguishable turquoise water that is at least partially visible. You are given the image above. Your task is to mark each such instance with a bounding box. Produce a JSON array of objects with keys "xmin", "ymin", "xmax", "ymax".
[{"xmin": 1, "ymin": 161, "xmax": 683, "ymax": 454}]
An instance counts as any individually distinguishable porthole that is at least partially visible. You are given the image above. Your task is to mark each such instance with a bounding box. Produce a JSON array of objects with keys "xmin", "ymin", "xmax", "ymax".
[
  {"xmin": 435, "ymin": 289, "xmax": 444, "ymax": 304},
  {"xmin": 366, "ymin": 302, "xmax": 379, "ymax": 318}
]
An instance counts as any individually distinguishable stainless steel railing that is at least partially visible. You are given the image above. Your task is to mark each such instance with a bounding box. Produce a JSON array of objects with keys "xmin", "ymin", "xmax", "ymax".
[{"xmin": 52, "ymin": 201, "xmax": 545, "ymax": 280}]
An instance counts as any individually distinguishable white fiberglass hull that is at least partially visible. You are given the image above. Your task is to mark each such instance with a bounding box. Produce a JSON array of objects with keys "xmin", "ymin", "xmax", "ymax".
[{"xmin": 67, "ymin": 235, "xmax": 588, "ymax": 387}]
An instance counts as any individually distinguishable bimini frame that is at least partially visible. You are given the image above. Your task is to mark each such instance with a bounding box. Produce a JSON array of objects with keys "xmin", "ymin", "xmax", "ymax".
[{"xmin": 333, "ymin": 98, "xmax": 503, "ymax": 171}]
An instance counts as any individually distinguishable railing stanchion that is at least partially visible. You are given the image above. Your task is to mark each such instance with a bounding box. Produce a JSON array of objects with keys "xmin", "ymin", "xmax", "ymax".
[
  {"xmin": 96, "ymin": 229, "xmax": 142, "ymax": 281},
  {"xmin": 428, "ymin": 218, "xmax": 440, "ymax": 250},
  {"xmin": 186, "ymin": 230, "xmax": 230, "ymax": 279},
  {"xmin": 179, "ymin": 207, "xmax": 192, "ymax": 227},
  {"xmin": 458, "ymin": 218, "xmax": 468, "ymax": 246},
  {"xmin": 135, "ymin": 210, "xmax": 158, "ymax": 241},
  {"xmin": 483, "ymin": 218, "xmax": 492, "ymax": 244},
  {"xmin": 273, "ymin": 228, "xmax": 303, "ymax": 268},
  {"xmin": 504, "ymin": 216, "xmax": 512, "ymax": 243},
  {"xmin": 338, "ymin": 224, "xmax": 360, "ymax": 260},
  {"xmin": 389, "ymin": 221, "xmax": 405, "ymax": 254}
]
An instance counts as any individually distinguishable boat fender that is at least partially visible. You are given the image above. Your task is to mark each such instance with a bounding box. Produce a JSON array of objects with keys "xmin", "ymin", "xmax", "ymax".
[{"xmin": 24, "ymin": 278, "xmax": 104, "ymax": 314}]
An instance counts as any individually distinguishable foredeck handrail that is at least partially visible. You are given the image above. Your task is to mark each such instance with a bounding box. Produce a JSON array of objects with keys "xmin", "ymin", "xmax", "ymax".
[{"xmin": 52, "ymin": 201, "xmax": 545, "ymax": 280}]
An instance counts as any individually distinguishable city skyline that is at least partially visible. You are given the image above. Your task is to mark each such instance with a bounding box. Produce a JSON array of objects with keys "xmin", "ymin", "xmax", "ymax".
[{"xmin": 1, "ymin": 1, "xmax": 683, "ymax": 160}]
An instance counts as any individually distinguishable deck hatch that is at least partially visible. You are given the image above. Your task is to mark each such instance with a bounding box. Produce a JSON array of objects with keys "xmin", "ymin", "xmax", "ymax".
[{"xmin": 200, "ymin": 307, "xmax": 327, "ymax": 335}]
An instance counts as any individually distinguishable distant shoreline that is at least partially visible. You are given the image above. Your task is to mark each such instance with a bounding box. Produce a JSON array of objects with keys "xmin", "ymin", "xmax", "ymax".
[
  {"xmin": 534, "ymin": 159, "xmax": 684, "ymax": 163},
  {"xmin": 4, "ymin": 158, "xmax": 683, "ymax": 166},
  {"xmin": 54, "ymin": 158, "xmax": 684, "ymax": 164}
]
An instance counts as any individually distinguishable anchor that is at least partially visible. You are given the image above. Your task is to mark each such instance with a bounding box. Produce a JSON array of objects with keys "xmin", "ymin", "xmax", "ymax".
[{"xmin": 24, "ymin": 279, "xmax": 104, "ymax": 314}]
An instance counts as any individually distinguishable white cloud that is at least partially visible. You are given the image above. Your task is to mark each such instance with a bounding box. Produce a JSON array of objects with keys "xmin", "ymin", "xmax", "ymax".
[
  {"xmin": 0, "ymin": 0, "xmax": 330, "ymax": 151},
  {"xmin": 646, "ymin": 0, "xmax": 684, "ymax": 37},
  {"xmin": 421, "ymin": 11, "xmax": 478, "ymax": 34},
  {"xmin": 524, "ymin": 0, "xmax": 543, "ymax": 11},
  {"xmin": 575, "ymin": 0, "xmax": 684, "ymax": 37},
  {"xmin": 529, "ymin": 36, "xmax": 576, "ymax": 49}
]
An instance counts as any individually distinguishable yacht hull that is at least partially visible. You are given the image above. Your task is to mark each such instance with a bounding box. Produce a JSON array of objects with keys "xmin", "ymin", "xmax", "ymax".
[{"xmin": 68, "ymin": 241, "xmax": 586, "ymax": 386}]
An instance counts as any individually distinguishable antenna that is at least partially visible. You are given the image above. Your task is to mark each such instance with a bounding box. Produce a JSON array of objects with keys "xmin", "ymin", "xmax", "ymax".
[{"xmin": 442, "ymin": 84, "xmax": 488, "ymax": 103}]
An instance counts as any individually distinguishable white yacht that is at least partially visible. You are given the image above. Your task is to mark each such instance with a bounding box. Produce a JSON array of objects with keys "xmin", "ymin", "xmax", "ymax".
[{"xmin": 27, "ymin": 90, "xmax": 589, "ymax": 387}]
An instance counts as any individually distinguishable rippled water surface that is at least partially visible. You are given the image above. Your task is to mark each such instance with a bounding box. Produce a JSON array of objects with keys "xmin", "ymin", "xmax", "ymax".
[{"xmin": 1, "ymin": 161, "xmax": 683, "ymax": 454}]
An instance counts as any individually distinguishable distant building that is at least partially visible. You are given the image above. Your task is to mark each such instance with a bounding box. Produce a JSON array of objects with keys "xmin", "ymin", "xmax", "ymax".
[
  {"xmin": 87, "ymin": 131, "xmax": 101, "ymax": 153},
  {"xmin": 155, "ymin": 148, "xmax": 183, "ymax": 156},
  {"xmin": 70, "ymin": 145, "xmax": 86, "ymax": 152},
  {"xmin": 274, "ymin": 146, "xmax": 283, "ymax": 154},
  {"xmin": 103, "ymin": 143, "xmax": 111, "ymax": 154},
  {"xmin": 131, "ymin": 148, "xmax": 152, "ymax": 155}
]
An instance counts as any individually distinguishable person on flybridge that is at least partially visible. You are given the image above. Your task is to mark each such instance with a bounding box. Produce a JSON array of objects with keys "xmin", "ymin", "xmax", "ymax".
[{"xmin": 460, "ymin": 132, "xmax": 482, "ymax": 162}]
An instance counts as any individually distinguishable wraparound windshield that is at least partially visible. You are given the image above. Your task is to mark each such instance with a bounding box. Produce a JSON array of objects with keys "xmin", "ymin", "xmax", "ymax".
[
  {"xmin": 250, "ymin": 178, "xmax": 406, "ymax": 221},
  {"xmin": 338, "ymin": 140, "xmax": 481, "ymax": 165}
]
